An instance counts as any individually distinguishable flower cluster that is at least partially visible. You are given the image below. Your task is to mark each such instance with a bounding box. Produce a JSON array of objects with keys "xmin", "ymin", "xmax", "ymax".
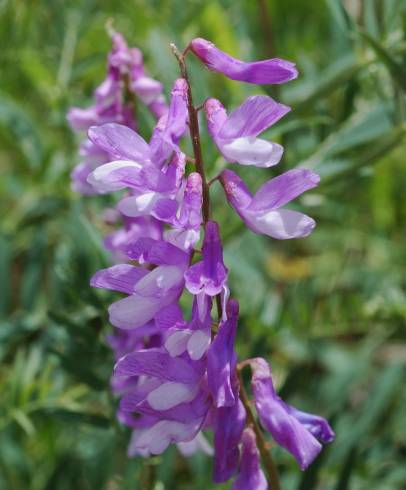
[
  {"xmin": 67, "ymin": 31, "xmax": 168, "ymax": 261},
  {"xmin": 69, "ymin": 35, "xmax": 334, "ymax": 488}
]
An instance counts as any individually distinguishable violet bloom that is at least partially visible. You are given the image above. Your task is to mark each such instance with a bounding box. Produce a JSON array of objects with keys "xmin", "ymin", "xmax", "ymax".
[
  {"xmin": 204, "ymin": 96, "xmax": 290, "ymax": 168},
  {"xmin": 219, "ymin": 168, "xmax": 320, "ymax": 239},
  {"xmin": 250, "ymin": 358, "xmax": 335, "ymax": 470},
  {"xmin": 232, "ymin": 428, "xmax": 267, "ymax": 490},
  {"xmin": 87, "ymin": 79, "xmax": 188, "ymax": 214},
  {"xmin": 213, "ymin": 400, "xmax": 246, "ymax": 483},
  {"xmin": 185, "ymin": 221, "xmax": 228, "ymax": 297},
  {"xmin": 91, "ymin": 239, "xmax": 190, "ymax": 329},
  {"xmin": 67, "ymin": 32, "xmax": 168, "ymax": 196},
  {"xmin": 152, "ymin": 172, "xmax": 203, "ymax": 251},
  {"xmin": 189, "ymin": 38, "xmax": 298, "ymax": 84},
  {"xmin": 207, "ymin": 300, "xmax": 238, "ymax": 407},
  {"xmin": 164, "ymin": 296, "xmax": 212, "ymax": 361},
  {"xmin": 114, "ymin": 348, "xmax": 210, "ymax": 455},
  {"xmin": 103, "ymin": 215, "xmax": 163, "ymax": 262}
]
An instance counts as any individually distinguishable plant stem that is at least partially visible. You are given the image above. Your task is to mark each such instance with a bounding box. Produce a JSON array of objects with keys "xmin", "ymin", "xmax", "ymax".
[
  {"xmin": 170, "ymin": 43, "xmax": 211, "ymax": 224},
  {"xmin": 237, "ymin": 369, "xmax": 281, "ymax": 490},
  {"xmin": 171, "ymin": 42, "xmax": 280, "ymax": 489},
  {"xmin": 171, "ymin": 42, "xmax": 222, "ymax": 319}
]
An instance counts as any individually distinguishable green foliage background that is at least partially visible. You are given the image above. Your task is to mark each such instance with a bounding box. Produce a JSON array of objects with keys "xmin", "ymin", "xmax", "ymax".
[{"xmin": 1, "ymin": 0, "xmax": 405, "ymax": 488}]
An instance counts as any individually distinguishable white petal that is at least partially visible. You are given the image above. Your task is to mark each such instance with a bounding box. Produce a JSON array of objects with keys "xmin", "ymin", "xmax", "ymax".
[
  {"xmin": 187, "ymin": 331, "xmax": 211, "ymax": 360},
  {"xmin": 220, "ymin": 137, "xmax": 283, "ymax": 168},
  {"xmin": 147, "ymin": 382, "xmax": 199, "ymax": 410},
  {"xmin": 251, "ymin": 208, "xmax": 316, "ymax": 239},
  {"xmin": 165, "ymin": 330, "xmax": 191, "ymax": 357},
  {"xmin": 87, "ymin": 160, "xmax": 143, "ymax": 192},
  {"xmin": 128, "ymin": 420, "xmax": 202, "ymax": 456},
  {"xmin": 118, "ymin": 192, "xmax": 161, "ymax": 217}
]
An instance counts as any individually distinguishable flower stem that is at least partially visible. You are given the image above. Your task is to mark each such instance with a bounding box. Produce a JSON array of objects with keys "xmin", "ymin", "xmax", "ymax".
[
  {"xmin": 171, "ymin": 42, "xmax": 223, "ymax": 319},
  {"xmin": 170, "ymin": 43, "xmax": 211, "ymax": 224},
  {"xmin": 237, "ymin": 369, "xmax": 281, "ymax": 490}
]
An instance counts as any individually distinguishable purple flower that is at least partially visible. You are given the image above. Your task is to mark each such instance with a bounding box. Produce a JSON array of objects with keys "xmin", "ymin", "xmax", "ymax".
[
  {"xmin": 114, "ymin": 348, "xmax": 210, "ymax": 455},
  {"xmin": 152, "ymin": 172, "xmax": 203, "ymax": 250},
  {"xmin": 91, "ymin": 239, "xmax": 189, "ymax": 329},
  {"xmin": 204, "ymin": 96, "xmax": 290, "ymax": 168},
  {"xmin": 232, "ymin": 428, "xmax": 267, "ymax": 490},
  {"xmin": 212, "ymin": 400, "xmax": 246, "ymax": 483},
  {"xmin": 219, "ymin": 168, "xmax": 320, "ymax": 239},
  {"xmin": 189, "ymin": 38, "xmax": 298, "ymax": 84},
  {"xmin": 207, "ymin": 300, "xmax": 238, "ymax": 407},
  {"xmin": 250, "ymin": 358, "xmax": 335, "ymax": 470},
  {"xmin": 185, "ymin": 221, "xmax": 228, "ymax": 297},
  {"xmin": 68, "ymin": 32, "xmax": 168, "ymax": 197},
  {"xmin": 103, "ymin": 215, "xmax": 163, "ymax": 262},
  {"xmin": 86, "ymin": 79, "xmax": 188, "ymax": 215},
  {"xmin": 164, "ymin": 296, "xmax": 212, "ymax": 361}
]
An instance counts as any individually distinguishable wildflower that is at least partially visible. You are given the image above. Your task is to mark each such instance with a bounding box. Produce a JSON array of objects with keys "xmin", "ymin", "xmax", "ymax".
[
  {"xmin": 204, "ymin": 96, "xmax": 290, "ymax": 168},
  {"xmin": 75, "ymin": 34, "xmax": 335, "ymax": 488},
  {"xmin": 250, "ymin": 358, "xmax": 335, "ymax": 470},
  {"xmin": 189, "ymin": 38, "xmax": 298, "ymax": 84},
  {"xmin": 184, "ymin": 221, "xmax": 228, "ymax": 297},
  {"xmin": 115, "ymin": 349, "xmax": 210, "ymax": 455},
  {"xmin": 219, "ymin": 168, "xmax": 320, "ymax": 239},
  {"xmin": 68, "ymin": 32, "xmax": 168, "ymax": 195}
]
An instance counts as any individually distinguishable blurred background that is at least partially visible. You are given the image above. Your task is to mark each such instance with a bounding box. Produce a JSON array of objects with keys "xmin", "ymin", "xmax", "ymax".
[{"xmin": 1, "ymin": 0, "xmax": 405, "ymax": 489}]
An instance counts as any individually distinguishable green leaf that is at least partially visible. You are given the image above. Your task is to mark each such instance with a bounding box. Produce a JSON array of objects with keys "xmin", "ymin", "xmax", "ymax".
[
  {"xmin": 355, "ymin": 30, "xmax": 406, "ymax": 89},
  {"xmin": 0, "ymin": 92, "xmax": 43, "ymax": 168}
]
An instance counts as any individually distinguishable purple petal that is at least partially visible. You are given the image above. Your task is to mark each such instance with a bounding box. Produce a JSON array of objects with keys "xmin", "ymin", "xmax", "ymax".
[
  {"xmin": 90, "ymin": 264, "xmax": 148, "ymax": 294},
  {"xmin": 67, "ymin": 106, "xmax": 99, "ymax": 132},
  {"xmin": 207, "ymin": 300, "xmax": 239, "ymax": 407},
  {"xmin": 248, "ymin": 169, "xmax": 320, "ymax": 212},
  {"xmin": 174, "ymin": 172, "xmax": 203, "ymax": 230},
  {"xmin": 71, "ymin": 162, "xmax": 99, "ymax": 195},
  {"xmin": 119, "ymin": 377, "xmax": 163, "ymax": 410},
  {"xmin": 148, "ymin": 96, "xmax": 169, "ymax": 119},
  {"xmin": 219, "ymin": 95, "xmax": 290, "ymax": 139},
  {"xmin": 149, "ymin": 78, "xmax": 188, "ymax": 166},
  {"xmin": 108, "ymin": 265, "xmax": 185, "ymax": 329},
  {"xmin": 132, "ymin": 76, "xmax": 164, "ymax": 105},
  {"xmin": 114, "ymin": 349, "xmax": 203, "ymax": 383},
  {"xmin": 232, "ymin": 428, "xmax": 267, "ymax": 490},
  {"xmin": 88, "ymin": 123, "xmax": 150, "ymax": 162},
  {"xmin": 283, "ymin": 405, "xmax": 335, "ymax": 444},
  {"xmin": 250, "ymin": 358, "xmax": 323, "ymax": 470},
  {"xmin": 184, "ymin": 221, "xmax": 228, "ymax": 296},
  {"xmin": 87, "ymin": 160, "xmax": 144, "ymax": 192},
  {"xmin": 189, "ymin": 38, "xmax": 298, "ymax": 84},
  {"xmin": 150, "ymin": 197, "xmax": 179, "ymax": 222},
  {"xmin": 126, "ymin": 238, "xmax": 189, "ymax": 266},
  {"xmin": 213, "ymin": 400, "xmax": 246, "ymax": 483},
  {"xmin": 204, "ymin": 98, "xmax": 228, "ymax": 138},
  {"xmin": 155, "ymin": 303, "xmax": 184, "ymax": 330},
  {"xmin": 219, "ymin": 169, "xmax": 253, "ymax": 210}
]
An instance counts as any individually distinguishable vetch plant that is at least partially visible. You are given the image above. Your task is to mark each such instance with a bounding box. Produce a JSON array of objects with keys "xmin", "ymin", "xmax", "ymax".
[{"xmin": 69, "ymin": 33, "xmax": 334, "ymax": 489}]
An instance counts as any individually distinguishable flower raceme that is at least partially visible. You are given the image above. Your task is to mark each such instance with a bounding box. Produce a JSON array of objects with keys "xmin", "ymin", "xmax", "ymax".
[{"xmin": 69, "ymin": 32, "xmax": 335, "ymax": 488}]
